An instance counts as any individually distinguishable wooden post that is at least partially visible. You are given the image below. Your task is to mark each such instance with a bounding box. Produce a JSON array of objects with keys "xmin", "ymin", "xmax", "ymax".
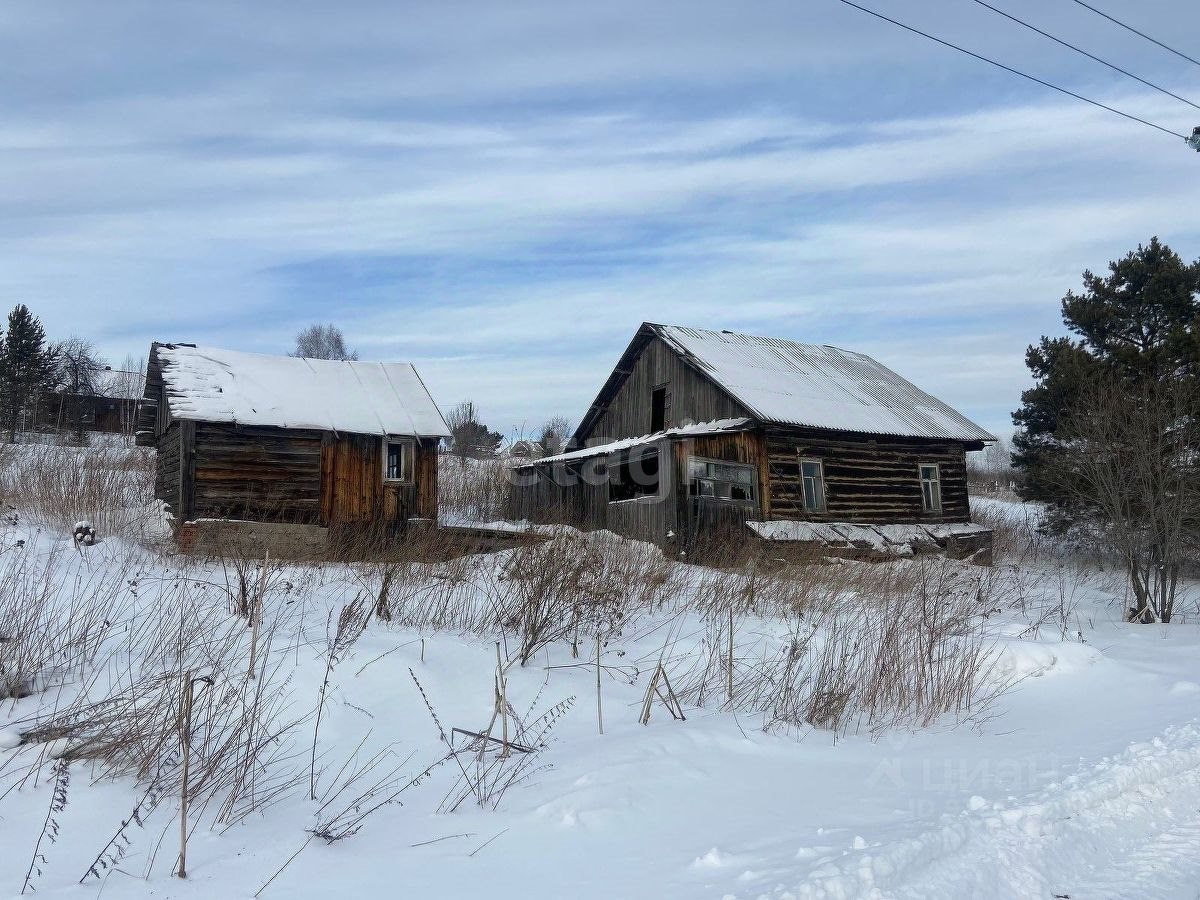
[
  {"xmin": 247, "ymin": 550, "xmax": 268, "ymax": 680},
  {"xmin": 495, "ymin": 642, "xmax": 509, "ymax": 757},
  {"xmin": 178, "ymin": 672, "xmax": 194, "ymax": 879},
  {"xmin": 726, "ymin": 607, "xmax": 734, "ymax": 707},
  {"xmin": 596, "ymin": 633, "xmax": 604, "ymax": 735}
]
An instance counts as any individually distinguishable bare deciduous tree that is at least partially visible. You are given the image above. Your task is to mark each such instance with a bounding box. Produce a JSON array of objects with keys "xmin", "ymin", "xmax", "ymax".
[
  {"xmin": 1047, "ymin": 373, "xmax": 1200, "ymax": 623},
  {"xmin": 292, "ymin": 324, "xmax": 358, "ymax": 361},
  {"xmin": 967, "ymin": 436, "xmax": 1015, "ymax": 492},
  {"xmin": 53, "ymin": 337, "xmax": 106, "ymax": 445}
]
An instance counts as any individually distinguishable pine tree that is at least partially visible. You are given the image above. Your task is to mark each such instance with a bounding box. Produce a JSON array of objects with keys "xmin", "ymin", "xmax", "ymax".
[
  {"xmin": 0, "ymin": 304, "xmax": 56, "ymax": 441},
  {"xmin": 1012, "ymin": 237, "xmax": 1200, "ymax": 521}
]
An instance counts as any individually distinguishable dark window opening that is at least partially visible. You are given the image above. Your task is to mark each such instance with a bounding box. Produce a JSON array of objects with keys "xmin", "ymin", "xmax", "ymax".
[
  {"xmin": 609, "ymin": 450, "xmax": 660, "ymax": 502},
  {"xmin": 688, "ymin": 457, "xmax": 756, "ymax": 502},
  {"xmin": 651, "ymin": 385, "xmax": 668, "ymax": 432}
]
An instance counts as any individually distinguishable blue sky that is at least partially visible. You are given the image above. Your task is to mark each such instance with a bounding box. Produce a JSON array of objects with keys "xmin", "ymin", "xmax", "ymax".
[{"xmin": 4, "ymin": 0, "xmax": 1200, "ymax": 439}]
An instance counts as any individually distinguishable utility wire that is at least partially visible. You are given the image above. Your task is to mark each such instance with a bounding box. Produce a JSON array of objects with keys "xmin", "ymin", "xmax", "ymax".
[
  {"xmin": 970, "ymin": 0, "xmax": 1200, "ymax": 112},
  {"xmin": 1068, "ymin": 0, "xmax": 1200, "ymax": 72},
  {"xmin": 834, "ymin": 0, "xmax": 1187, "ymax": 139}
]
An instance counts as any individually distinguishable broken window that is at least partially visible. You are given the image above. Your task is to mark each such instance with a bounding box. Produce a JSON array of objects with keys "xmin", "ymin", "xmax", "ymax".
[
  {"xmin": 609, "ymin": 449, "xmax": 660, "ymax": 502},
  {"xmin": 800, "ymin": 458, "xmax": 826, "ymax": 513},
  {"xmin": 919, "ymin": 463, "xmax": 942, "ymax": 512},
  {"xmin": 384, "ymin": 437, "xmax": 414, "ymax": 482},
  {"xmin": 688, "ymin": 457, "xmax": 756, "ymax": 502}
]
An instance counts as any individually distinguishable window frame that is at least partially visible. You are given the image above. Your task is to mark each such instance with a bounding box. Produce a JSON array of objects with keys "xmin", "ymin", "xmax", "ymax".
[
  {"xmin": 799, "ymin": 456, "xmax": 827, "ymax": 513},
  {"xmin": 687, "ymin": 456, "xmax": 757, "ymax": 503},
  {"xmin": 382, "ymin": 436, "xmax": 415, "ymax": 484},
  {"xmin": 919, "ymin": 462, "xmax": 942, "ymax": 513},
  {"xmin": 608, "ymin": 447, "xmax": 662, "ymax": 502}
]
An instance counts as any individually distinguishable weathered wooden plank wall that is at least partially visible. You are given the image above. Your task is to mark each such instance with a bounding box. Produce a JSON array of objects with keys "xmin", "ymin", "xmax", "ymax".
[
  {"xmin": 670, "ymin": 431, "xmax": 763, "ymax": 539},
  {"xmin": 764, "ymin": 426, "xmax": 970, "ymax": 523},
  {"xmin": 586, "ymin": 337, "xmax": 748, "ymax": 442},
  {"xmin": 320, "ymin": 433, "xmax": 380, "ymax": 524},
  {"xmin": 415, "ymin": 438, "xmax": 439, "ymax": 519},
  {"xmin": 508, "ymin": 461, "xmax": 607, "ymax": 530},
  {"xmin": 191, "ymin": 423, "xmax": 324, "ymax": 523}
]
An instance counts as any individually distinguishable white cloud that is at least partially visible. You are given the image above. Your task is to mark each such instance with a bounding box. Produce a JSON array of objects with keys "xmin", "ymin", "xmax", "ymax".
[{"xmin": 2, "ymin": 0, "xmax": 1199, "ymax": 437}]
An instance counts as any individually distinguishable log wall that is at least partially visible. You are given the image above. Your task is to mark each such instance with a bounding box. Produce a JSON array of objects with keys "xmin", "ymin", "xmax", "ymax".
[
  {"xmin": 764, "ymin": 425, "xmax": 971, "ymax": 524},
  {"xmin": 192, "ymin": 423, "xmax": 324, "ymax": 523},
  {"xmin": 154, "ymin": 423, "xmax": 182, "ymax": 518}
]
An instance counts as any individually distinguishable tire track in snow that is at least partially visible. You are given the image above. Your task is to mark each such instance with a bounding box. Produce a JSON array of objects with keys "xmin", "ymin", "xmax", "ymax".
[{"xmin": 786, "ymin": 721, "xmax": 1200, "ymax": 900}]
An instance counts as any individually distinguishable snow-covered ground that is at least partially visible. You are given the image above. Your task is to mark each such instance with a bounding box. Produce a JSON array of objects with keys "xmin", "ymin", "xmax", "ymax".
[{"xmin": 2, "ymin": 484, "xmax": 1199, "ymax": 899}]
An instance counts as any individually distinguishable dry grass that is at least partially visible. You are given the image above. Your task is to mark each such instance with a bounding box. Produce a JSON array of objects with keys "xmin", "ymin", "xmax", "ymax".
[
  {"xmin": 438, "ymin": 454, "xmax": 511, "ymax": 523},
  {"xmin": 0, "ymin": 537, "xmax": 143, "ymax": 700},
  {"xmin": 671, "ymin": 556, "xmax": 1009, "ymax": 736},
  {"xmin": 0, "ymin": 440, "xmax": 158, "ymax": 542}
]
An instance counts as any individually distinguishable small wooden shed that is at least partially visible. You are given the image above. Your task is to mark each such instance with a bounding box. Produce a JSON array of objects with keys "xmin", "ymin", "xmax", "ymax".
[
  {"xmin": 137, "ymin": 343, "xmax": 449, "ymax": 543},
  {"xmin": 510, "ymin": 323, "xmax": 997, "ymax": 560}
]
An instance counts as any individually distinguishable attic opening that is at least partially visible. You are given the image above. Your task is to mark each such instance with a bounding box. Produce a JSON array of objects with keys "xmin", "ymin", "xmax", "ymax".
[
  {"xmin": 609, "ymin": 449, "xmax": 660, "ymax": 502},
  {"xmin": 651, "ymin": 384, "xmax": 670, "ymax": 432}
]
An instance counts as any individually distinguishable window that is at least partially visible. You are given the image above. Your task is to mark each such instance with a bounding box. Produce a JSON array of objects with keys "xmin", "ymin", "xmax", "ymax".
[
  {"xmin": 919, "ymin": 463, "xmax": 942, "ymax": 512},
  {"xmin": 800, "ymin": 458, "xmax": 826, "ymax": 512},
  {"xmin": 609, "ymin": 449, "xmax": 660, "ymax": 501},
  {"xmin": 688, "ymin": 457, "xmax": 756, "ymax": 502},
  {"xmin": 384, "ymin": 437, "xmax": 414, "ymax": 482},
  {"xmin": 650, "ymin": 384, "xmax": 670, "ymax": 432}
]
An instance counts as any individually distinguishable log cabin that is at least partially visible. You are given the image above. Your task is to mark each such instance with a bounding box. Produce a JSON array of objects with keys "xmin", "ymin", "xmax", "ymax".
[
  {"xmin": 510, "ymin": 323, "xmax": 997, "ymax": 561},
  {"xmin": 136, "ymin": 343, "xmax": 449, "ymax": 554}
]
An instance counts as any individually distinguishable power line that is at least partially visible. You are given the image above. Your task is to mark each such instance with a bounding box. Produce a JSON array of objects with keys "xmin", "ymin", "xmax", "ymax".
[
  {"xmin": 833, "ymin": 0, "xmax": 1187, "ymax": 140},
  {"xmin": 969, "ymin": 0, "xmax": 1200, "ymax": 112},
  {"xmin": 1068, "ymin": 0, "xmax": 1200, "ymax": 72}
]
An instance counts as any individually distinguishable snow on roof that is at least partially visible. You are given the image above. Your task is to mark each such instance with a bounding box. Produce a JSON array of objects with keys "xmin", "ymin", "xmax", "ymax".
[
  {"xmin": 654, "ymin": 325, "xmax": 996, "ymax": 442},
  {"xmin": 514, "ymin": 417, "xmax": 753, "ymax": 468},
  {"xmin": 154, "ymin": 344, "xmax": 450, "ymax": 437},
  {"xmin": 747, "ymin": 520, "xmax": 991, "ymax": 547}
]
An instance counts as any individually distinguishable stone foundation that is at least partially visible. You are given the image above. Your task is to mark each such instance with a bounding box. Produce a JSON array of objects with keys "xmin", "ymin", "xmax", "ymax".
[{"xmin": 177, "ymin": 519, "xmax": 330, "ymax": 560}]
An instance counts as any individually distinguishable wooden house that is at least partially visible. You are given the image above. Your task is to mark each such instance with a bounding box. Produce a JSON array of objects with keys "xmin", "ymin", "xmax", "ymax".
[
  {"xmin": 137, "ymin": 343, "xmax": 449, "ymax": 551},
  {"xmin": 507, "ymin": 439, "xmax": 545, "ymax": 460},
  {"xmin": 510, "ymin": 323, "xmax": 997, "ymax": 560},
  {"xmin": 35, "ymin": 391, "xmax": 139, "ymax": 436}
]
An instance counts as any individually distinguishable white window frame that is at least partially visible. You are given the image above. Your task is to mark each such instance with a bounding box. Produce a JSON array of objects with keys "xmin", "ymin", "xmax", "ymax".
[
  {"xmin": 799, "ymin": 456, "xmax": 827, "ymax": 513},
  {"xmin": 919, "ymin": 462, "xmax": 942, "ymax": 512},
  {"xmin": 383, "ymin": 436, "xmax": 415, "ymax": 483}
]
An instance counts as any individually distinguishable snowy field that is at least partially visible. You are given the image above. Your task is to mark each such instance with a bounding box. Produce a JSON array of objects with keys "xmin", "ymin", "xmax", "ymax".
[{"xmin": 2, "ymin": 451, "xmax": 1200, "ymax": 899}]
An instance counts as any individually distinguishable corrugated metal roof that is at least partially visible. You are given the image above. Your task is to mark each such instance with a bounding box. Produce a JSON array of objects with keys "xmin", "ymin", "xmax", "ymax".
[
  {"xmin": 155, "ymin": 344, "xmax": 450, "ymax": 437},
  {"xmin": 654, "ymin": 325, "xmax": 996, "ymax": 442}
]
